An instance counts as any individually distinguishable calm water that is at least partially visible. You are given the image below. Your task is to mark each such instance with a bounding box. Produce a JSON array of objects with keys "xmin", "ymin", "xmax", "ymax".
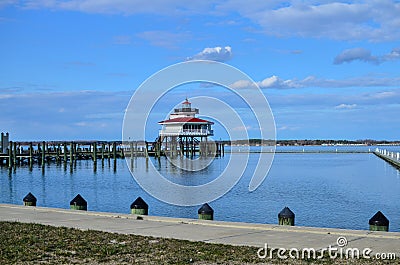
[{"xmin": 1, "ymin": 145, "xmax": 400, "ymax": 231}]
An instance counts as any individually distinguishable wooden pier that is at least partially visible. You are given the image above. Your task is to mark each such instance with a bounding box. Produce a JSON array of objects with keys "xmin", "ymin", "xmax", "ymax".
[
  {"xmin": 145, "ymin": 138, "xmax": 225, "ymax": 158},
  {"xmin": 374, "ymin": 148, "xmax": 400, "ymax": 169},
  {"xmin": 0, "ymin": 138, "xmax": 226, "ymax": 170},
  {"xmin": 0, "ymin": 141, "xmax": 129, "ymax": 170}
]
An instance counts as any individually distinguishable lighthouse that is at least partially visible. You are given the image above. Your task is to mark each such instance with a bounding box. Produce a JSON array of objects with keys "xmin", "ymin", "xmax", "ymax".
[{"xmin": 156, "ymin": 98, "xmax": 216, "ymax": 157}]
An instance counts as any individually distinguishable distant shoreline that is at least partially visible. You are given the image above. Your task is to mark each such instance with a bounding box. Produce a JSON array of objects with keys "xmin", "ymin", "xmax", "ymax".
[
  {"xmin": 225, "ymin": 139, "xmax": 400, "ymax": 146},
  {"xmin": 6, "ymin": 139, "xmax": 400, "ymax": 147}
]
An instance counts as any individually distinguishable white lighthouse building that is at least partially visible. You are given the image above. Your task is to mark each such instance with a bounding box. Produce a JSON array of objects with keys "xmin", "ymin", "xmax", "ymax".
[
  {"xmin": 154, "ymin": 98, "xmax": 217, "ymax": 157},
  {"xmin": 158, "ymin": 98, "xmax": 214, "ymax": 138}
]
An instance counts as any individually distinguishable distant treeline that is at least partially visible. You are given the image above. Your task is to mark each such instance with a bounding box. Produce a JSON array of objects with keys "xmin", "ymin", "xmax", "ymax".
[{"xmin": 222, "ymin": 139, "xmax": 400, "ymax": 146}]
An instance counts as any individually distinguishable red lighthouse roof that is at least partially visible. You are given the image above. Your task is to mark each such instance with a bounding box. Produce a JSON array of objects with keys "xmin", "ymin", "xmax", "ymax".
[{"xmin": 158, "ymin": 117, "xmax": 214, "ymax": 124}]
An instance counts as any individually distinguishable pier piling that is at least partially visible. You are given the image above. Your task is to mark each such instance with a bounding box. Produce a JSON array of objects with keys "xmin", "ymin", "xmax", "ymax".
[
  {"xmin": 112, "ymin": 142, "xmax": 117, "ymax": 160},
  {"xmin": 41, "ymin": 141, "xmax": 46, "ymax": 166},
  {"xmin": 92, "ymin": 142, "xmax": 97, "ymax": 162},
  {"xmin": 63, "ymin": 142, "xmax": 67, "ymax": 163},
  {"xmin": 13, "ymin": 141, "xmax": 17, "ymax": 166},
  {"xmin": 69, "ymin": 142, "xmax": 74, "ymax": 163},
  {"xmin": 8, "ymin": 141, "xmax": 13, "ymax": 168},
  {"xmin": 28, "ymin": 142, "xmax": 33, "ymax": 168}
]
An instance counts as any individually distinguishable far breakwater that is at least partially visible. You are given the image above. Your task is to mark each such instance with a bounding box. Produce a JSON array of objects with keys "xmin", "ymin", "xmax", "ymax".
[{"xmin": 374, "ymin": 148, "xmax": 400, "ymax": 169}]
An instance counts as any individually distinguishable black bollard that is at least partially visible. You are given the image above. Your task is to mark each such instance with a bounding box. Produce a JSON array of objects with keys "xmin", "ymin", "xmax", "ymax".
[
  {"xmin": 130, "ymin": 197, "xmax": 148, "ymax": 215},
  {"xmin": 23, "ymin": 192, "xmax": 37, "ymax": 206},
  {"xmin": 369, "ymin": 211, "xmax": 389, "ymax": 231},
  {"xmin": 70, "ymin": 194, "xmax": 87, "ymax": 211},
  {"xmin": 198, "ymin": 203, "xmax": 214, "ymax": 220},
  {"xmin": 278, "ymin": 207, "xmax": 295, "ymax": 226}
]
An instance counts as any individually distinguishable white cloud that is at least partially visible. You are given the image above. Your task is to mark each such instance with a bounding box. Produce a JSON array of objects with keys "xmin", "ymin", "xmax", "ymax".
[
  {"xmin": 258, "ymin": 75, "xmax": 279, "ymax": 88},
  {"xmin": 229, "ymin": 80, "xmax": 255, "ymax": 89},
  {"xmin": 277, "ymin": 125, "xmax": 299, "ymax": 131},
  {"xmin": 5, "ymin": 1, "xmax": 400, "ymax": 41},
  {"xmin": 19, "ymin": 0, "xmax": 216, "ymax": 16},
  {"xmin": 187, "ymin": 46, "xmax": 233, "ymax": 62},
  {"xmin": 369, "ymin": 91, "xmax": 396, "ymax": 99},
  {"xmin": 230, "ymin": 1, "xmax": 400, "ymax": 42},
  {"xmin": 334, "ymin": 48, "xmax": 378, "ymax": 64},
  {"xmin": 268, "ymin": 89, "xmax": 400, "ymax": 111},
  {"xmin": 335, "ymin": 104, "xmax": 357, "ymax": 110},
  {"xmin": 230, "ymin": 75, "xmax": 400, "ymax": 90},
  {"xmin": 257, "ymin": 75, "xmax": 302, "ymax": 89},
  {"xmin": 230, "ymin": 75, "xmax": 304, "ymax": 89},
  {"xmin": 384, "ymin": 47, "xmax": 400, "ymax": 61},
  {"xmin": 334, "ymin": 47, "xmax": 400, "ymax": 64}
]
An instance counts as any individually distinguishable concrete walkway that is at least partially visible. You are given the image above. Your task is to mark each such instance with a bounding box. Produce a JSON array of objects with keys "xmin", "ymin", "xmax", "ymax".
[{"xmin": 1, "ymin": 204, "xmax": 399, "ymax": 258}]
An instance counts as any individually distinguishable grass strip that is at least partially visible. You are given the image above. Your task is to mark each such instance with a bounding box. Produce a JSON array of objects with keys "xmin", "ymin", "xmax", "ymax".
[{"xmin": 0, "ymin": 221, "xmax": 394, "ymax": 264}]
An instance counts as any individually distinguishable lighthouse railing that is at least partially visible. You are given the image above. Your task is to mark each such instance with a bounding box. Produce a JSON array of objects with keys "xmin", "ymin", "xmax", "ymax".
[
  {"xmin": 173, "ymin": 108, "xmax": 199, "ymax": 114},
  {"xmin": 159, "ymin": 128, "xmax": 213, "ymax": 136}
]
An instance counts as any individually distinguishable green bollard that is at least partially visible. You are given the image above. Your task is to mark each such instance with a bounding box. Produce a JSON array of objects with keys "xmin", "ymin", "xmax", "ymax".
[
  {"xmin": 278, "ymin": 207, "xmax": 295, "ymax": 226},
  {"xmin": 130, "ymin": 197, "xmax": 148, "ymax": 215},
  {"xmin": 23, "ymin": 192, "xmax": 37, "ymax": 206},
  {"xmin": 369, "ymin": 211, "xmax": 389, "ymax": 231},
  {"xmin": 198, "ymin": 203, "xmax": 214, "ymax": 220},
  {"xmin": 70, "ymin": 194, "xmax": 87, "ymax": 211}
]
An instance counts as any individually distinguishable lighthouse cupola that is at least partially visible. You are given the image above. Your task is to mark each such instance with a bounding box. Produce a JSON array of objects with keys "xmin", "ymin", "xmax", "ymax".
[
  {"xmin": 169, "ymin": 98, "xmax": 199, "ymax": 119},
  {"xmin": 182, "ymin": 98, "xmax": 191, "ymax": 109}
]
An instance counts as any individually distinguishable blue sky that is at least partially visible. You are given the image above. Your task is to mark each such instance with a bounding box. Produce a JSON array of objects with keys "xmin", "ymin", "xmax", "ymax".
[{"xmin": 1, "ymin": 1, "xmax": 400, "ymax": 141}]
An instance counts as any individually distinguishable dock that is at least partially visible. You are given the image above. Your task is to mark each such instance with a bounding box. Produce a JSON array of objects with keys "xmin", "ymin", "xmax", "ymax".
[
  {"xmin": 0, "ymin": 203, "xmax": 399, "ymax": 258},
  {"xmin": 373, "ymin": 148, "xmax": 400, "ymax": 169},
  {"xmin": 0, "ymin": 140, "xmax": 147, "ymax": 170},
  {"xmin": 145, "ymin": 139, "xmax": 225, "ymax": 158},
  {"xmin": 0, "ymin": 137, "xmax": 225, "ymax": 169}
]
